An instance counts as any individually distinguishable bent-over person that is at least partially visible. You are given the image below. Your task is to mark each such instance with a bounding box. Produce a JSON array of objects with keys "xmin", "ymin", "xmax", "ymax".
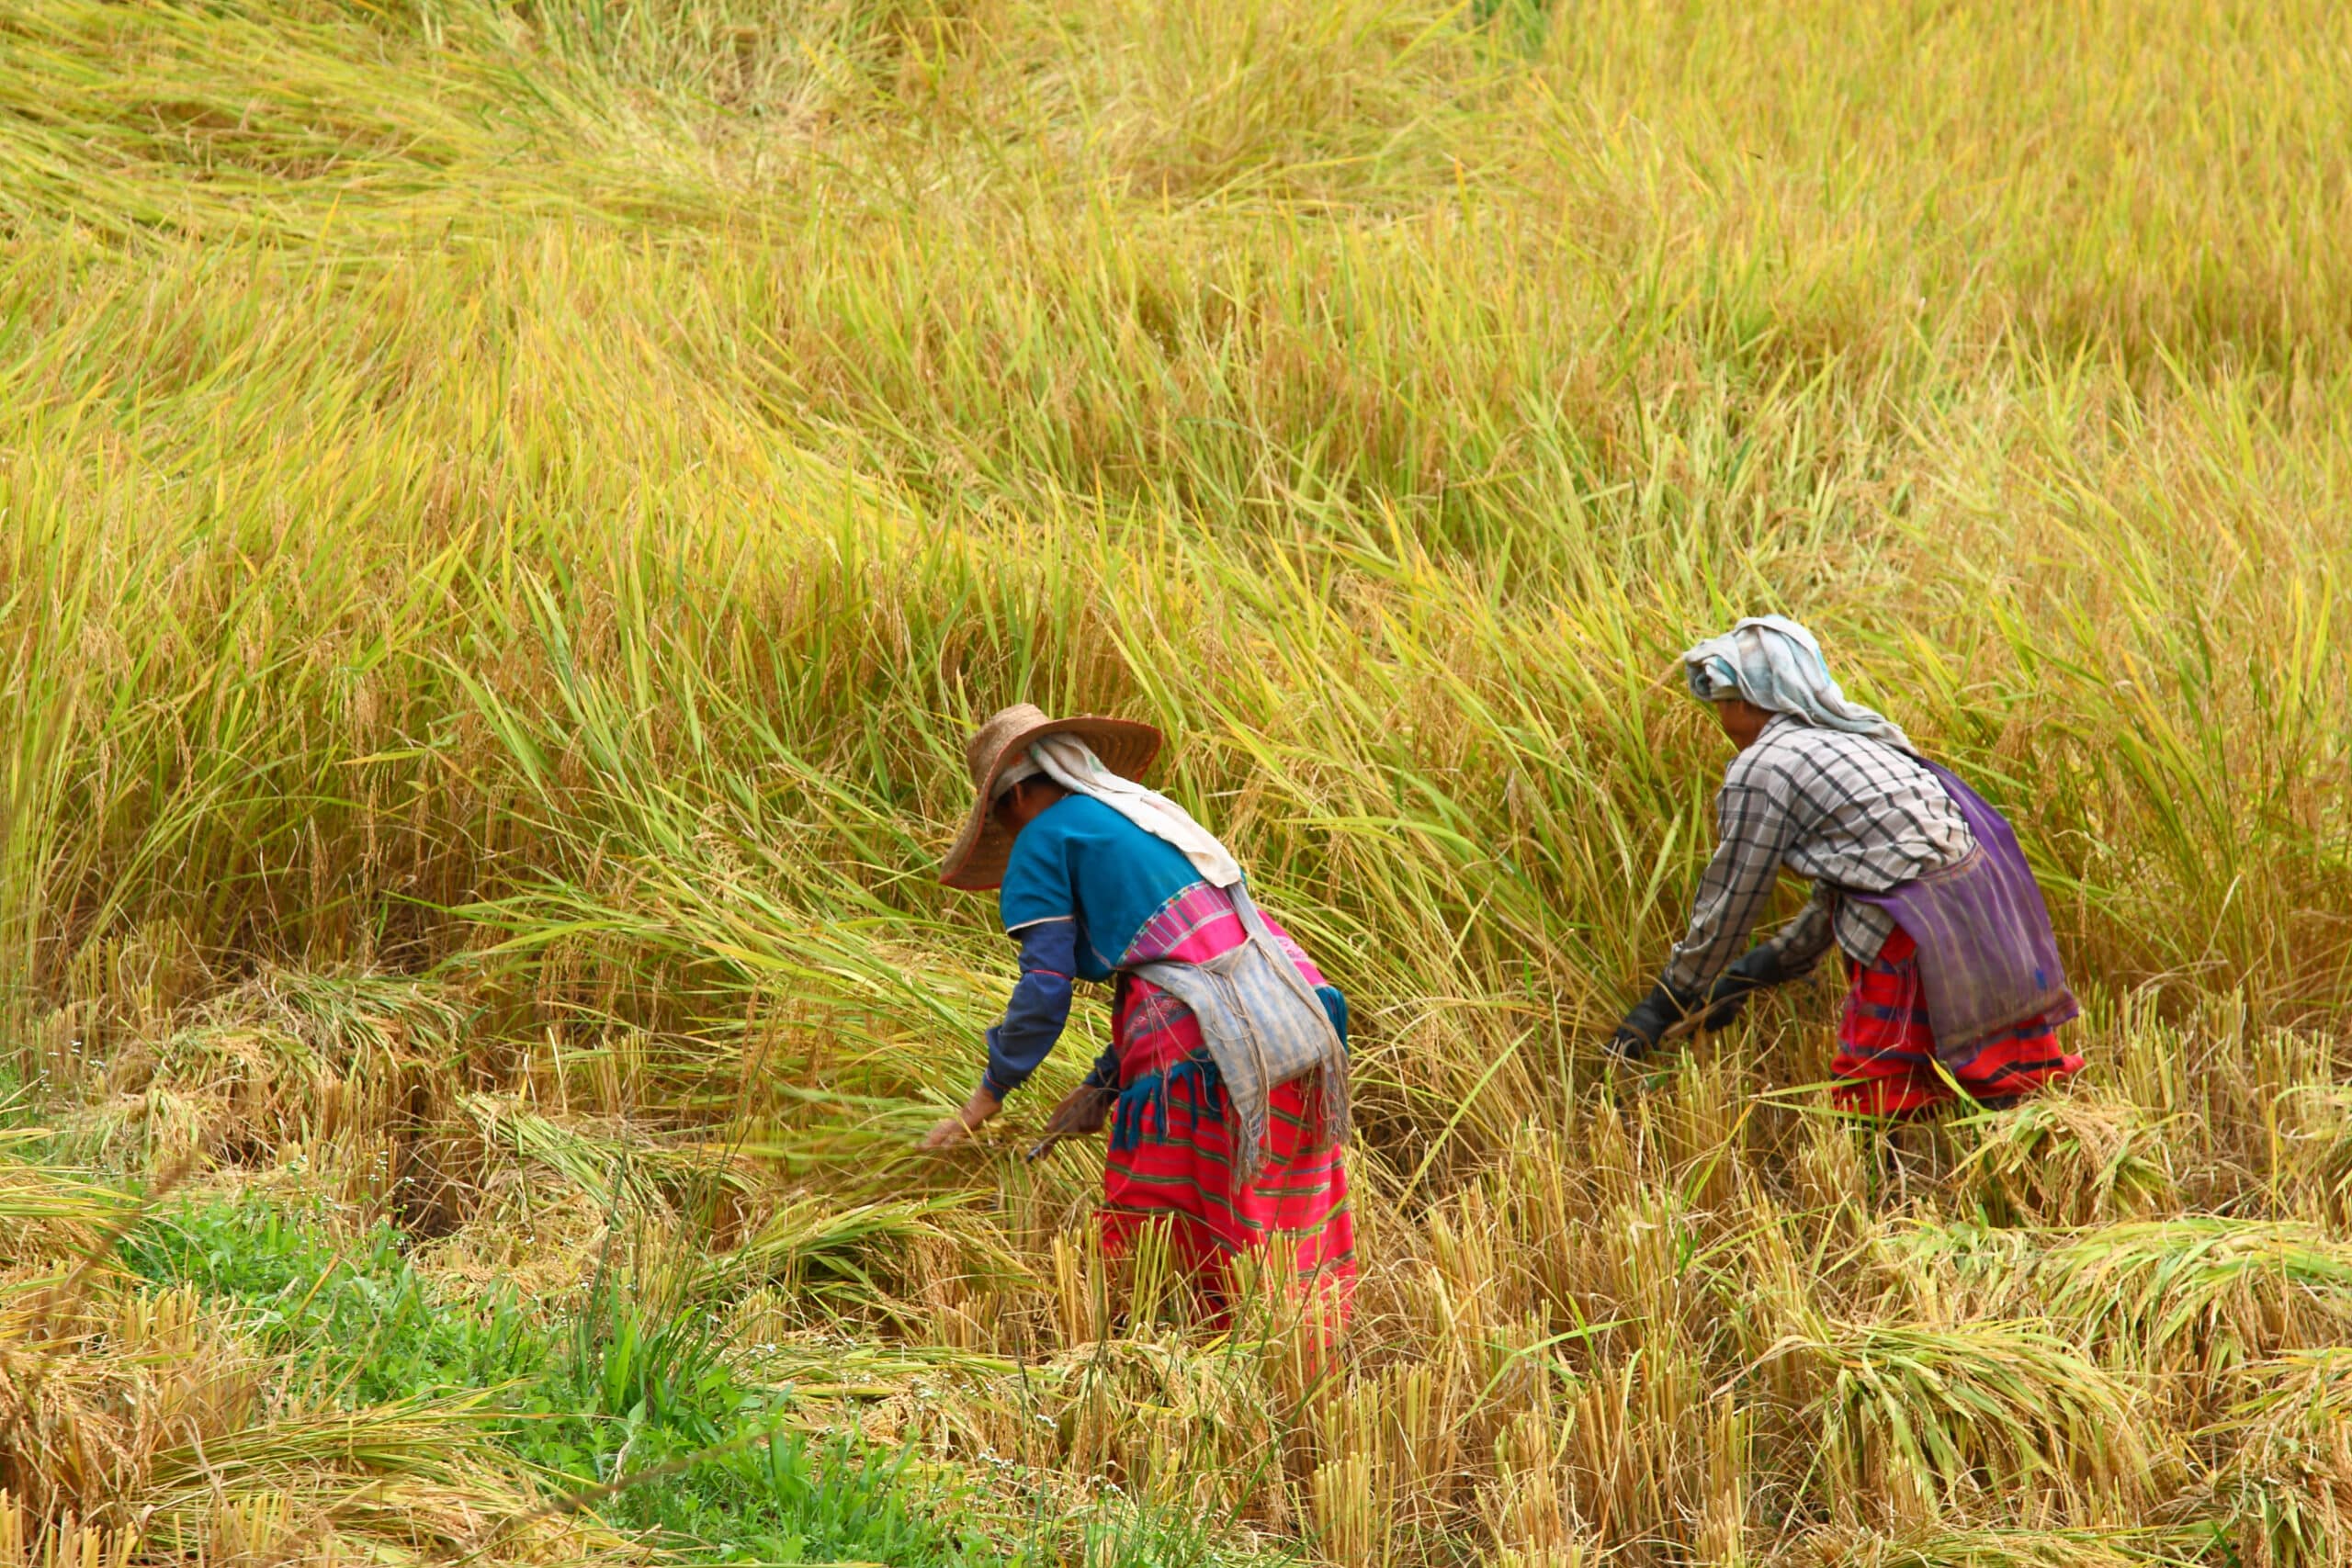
[
  {"xmin": 1610, "ymin": 616, "xmax": 2083, "ymax": 1116},
  {"xmin": 924, "ymin": 705, "xmax": 1356, "ymax": 1325}
]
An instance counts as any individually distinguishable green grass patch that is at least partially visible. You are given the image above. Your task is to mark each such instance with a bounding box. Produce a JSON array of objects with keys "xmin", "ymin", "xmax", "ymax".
[{"xmin": 120, "ymin": 1196, "xmax": 1010, "ymax": 1565}]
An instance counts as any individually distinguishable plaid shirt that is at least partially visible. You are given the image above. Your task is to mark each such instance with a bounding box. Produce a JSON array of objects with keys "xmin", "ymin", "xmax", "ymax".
[{"xmin": 1662, "ymin": 716, "xmax": 1975, "ymax": 994}]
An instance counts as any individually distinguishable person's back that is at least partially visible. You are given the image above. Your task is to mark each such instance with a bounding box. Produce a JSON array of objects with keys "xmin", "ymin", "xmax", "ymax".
[
  {"xmin": 1722, "ymin": 717, "xmax": 1973, "ymax": 895},
  {"xmin": 1000, "ymin": 792, "xmax": 1205, "ymax": 979}
]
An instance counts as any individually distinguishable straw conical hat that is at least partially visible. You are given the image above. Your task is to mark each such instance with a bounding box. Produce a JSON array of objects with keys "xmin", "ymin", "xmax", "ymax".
[{"xmin": 937, "ymin": 704, "xmax": 1163, "ymax": 890}]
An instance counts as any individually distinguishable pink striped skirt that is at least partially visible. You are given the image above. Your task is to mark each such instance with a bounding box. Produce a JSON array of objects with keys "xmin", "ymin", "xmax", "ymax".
[{"xmin": 1099, "ymin": 954, "xmax": 1355, "ymax": 1328}]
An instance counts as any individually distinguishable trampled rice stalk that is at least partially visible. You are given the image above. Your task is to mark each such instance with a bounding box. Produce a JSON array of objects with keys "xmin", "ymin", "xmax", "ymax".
[
  {"xmin": 734, "ymin": 1337, "xmax": 1019, "ymax": 1401},
  {"xmin": 1947, "ymin": 1091, "xmax": 2180, "ymax": 1226},
  {"xmin": 1770, "ymin": 1318, "xmax": 2157, "ymax": 1527},
  {"xmin": 0, "ymin": 1137, "xmax": 132, "ymax": 1230},
  {"xmin": 2197, "ymin": 1349, "xmax": 2352, "ymax": 1568},
  {"xmin": 2039, "ymin": 1223, "xmax": 2352, "ymax": 1392},
  {"xmin": 715, "ymin": 1190, "xmax": 979, "ymax": 1314},
  {"xmin": 459, "ymin": 1091, "xmax": 761, "ymax": 1216},
  {"xmin": 1796, "ymin": 1523, "xmax": 2218, "ymax": 1568},
  {"xmin": 1880, "ymin": 1220, "xmax": 2352, "ymax": 1400}
]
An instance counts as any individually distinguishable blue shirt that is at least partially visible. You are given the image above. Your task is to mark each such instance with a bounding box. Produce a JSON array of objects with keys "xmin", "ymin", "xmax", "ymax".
[
  {"xmin": 978, "ymin": 794, "xmax": 1348, "ymax": 1103},
  {"xmin": 997, "ymin": 795, "xmax": 1204, "ymax": 979}
]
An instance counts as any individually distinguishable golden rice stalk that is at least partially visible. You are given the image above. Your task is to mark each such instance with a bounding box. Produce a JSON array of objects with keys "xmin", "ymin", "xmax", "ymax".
[
  {"xmin": 1948, "ymin": 1091, "xmax": 2179, "ymax": 1227},
  {"xmin": 98, "ymin": 1022, "xmax": 321, "ymax": 1168},
  {"xmin": 2039, "ymin": 1223, "xmax": 2352, "ymax": 1387},
  {"xmin": 1774, "ymin": 1318, "xmax": 2157, "ymax": 1528},
  {"xmin": 1116, "ymin": 1343, "xmax": 1295, "ymax": 1523},
  {"xmin": 2199, "ymin": 1348, "xmax": 2352, "ymax": 1568},
  {"xmin": 1351, "ymin": 1359, "xmax": 1473, "ymax": 1530},
  {"xmin": 2278, "ymin": 1088, "xmax": 2352, "ymax": 1229},
  {"xmin": 0, "ymin": 1138, "xmax": 133, "ymax": 1263},
  {"xmin": 1, "ymin": 1272, "xmax": 611, "ymax": 1565},
  {"xmin": 1882, "ymin": 1220, "xmax": 2352, "ymax": 1389},
  {"xmin": 0, "ymin": 1283, "xmax": 265, "ymax": 1523},
  {"xmin": 0, "ymin": 1495, "xmax": 134, "ymax": 1568},
  {"xmin": 1479, "ymin": 1402, "xmax": 1586, "ymax": 1567},
  {"xmin": 733, "ymin": 1335, "xmax": 1017, "ymax": 1401},
  {"xmin": 72, "ymin": 969, "xmax": 473, "ymax": 1190},
  {"xmin": 718, "ymin": 1191, "xmax": 977, "ymax": 1313},
  {"xmin": 1488, "ymin": 1549, "xmax": 1597, "ymax": 1568},
  {"xmin": 409, "ymin": 1179, "xmax": 614, "ymax": 1303},
  {"xmin": 1310, "ymin": 1448, "xmax": 1389, "ymax": 1567},
  {"xmin": 1557, "ymin": 1345, "xmax": 1715, "ymax": 1549},
  {"xmin": 1789, "ymin": 1523, "xmax": 2213, "ymax": 1568},
  {"xmin": 1054, "ymin": 1223, "xmax": 1112, "ymax": 1348},
  {"xmin": 458, "ymin": 1092, "xmax": 760, "ymax": 1216},
  {"xmin": 131, "ymin": 1396, "xmax": 614, "ymax": 1563}
]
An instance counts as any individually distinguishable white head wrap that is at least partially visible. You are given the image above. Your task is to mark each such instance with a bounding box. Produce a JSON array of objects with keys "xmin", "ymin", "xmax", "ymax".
[
  {"xmin": 990, "ymin": 755, "xmax": 1043, "ymax": 799},
  {"xmin": 1680, "ymin": 615, "xmax": 1912, "ymax": 751},
  {"xmin": 1024, "ymin": 735, "xmax": 1244, "ymax": 887}
]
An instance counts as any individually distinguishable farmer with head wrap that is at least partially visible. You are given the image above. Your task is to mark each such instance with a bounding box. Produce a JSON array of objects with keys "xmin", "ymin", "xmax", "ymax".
[
  {"xmin": 926, "ymin": 705, "xmax": 1355, "ymax": 1324},
  {"xmin": 1609, "ymin": 616, "xmax": 2083, "ymax": 1115}
]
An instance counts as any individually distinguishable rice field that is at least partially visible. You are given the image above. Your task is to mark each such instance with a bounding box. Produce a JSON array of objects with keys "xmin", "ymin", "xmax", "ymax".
[{"xmin": 4, "ymin": 0, "xmax": 2352, "ymax": 1561}]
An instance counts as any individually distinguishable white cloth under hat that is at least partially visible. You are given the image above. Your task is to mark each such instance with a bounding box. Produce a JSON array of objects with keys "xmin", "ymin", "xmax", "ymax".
[
  {"xmin": 1680, "ymin": 615, "xmax": 1912, "ymax": 751},
  {"xmin": 1025, "ymin": 735, "xmax": 1244, "ymax": 888}
]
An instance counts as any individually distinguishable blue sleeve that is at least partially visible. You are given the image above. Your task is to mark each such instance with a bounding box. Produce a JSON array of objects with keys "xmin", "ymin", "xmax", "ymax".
[
  {"xmin": 980, "ymin": 920, "xmax": 1077, "ymax": 1100},
  {"xmin": 998, "ymin": 814, "xmax": 1074, "ymax": 934}
]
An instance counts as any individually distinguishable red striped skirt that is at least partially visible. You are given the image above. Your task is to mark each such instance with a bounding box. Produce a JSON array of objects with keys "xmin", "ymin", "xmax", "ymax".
[
  {"xmin": 1830, "ymin": 928, "xmax": 2083, "ymax": 1116},
  {"xmin": 1099, "ymin": 974, "xmax": 1356, "ymax": 1327}
]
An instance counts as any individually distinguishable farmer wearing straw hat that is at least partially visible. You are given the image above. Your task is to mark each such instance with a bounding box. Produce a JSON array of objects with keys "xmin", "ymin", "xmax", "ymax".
[
  {"xmin": 1608, "ymin": 616, "xmax": 2084, "ymax": 1116},
  {"xmin": 926, "ymin": 704, "xmax": 1356, "ymax": 1321}
]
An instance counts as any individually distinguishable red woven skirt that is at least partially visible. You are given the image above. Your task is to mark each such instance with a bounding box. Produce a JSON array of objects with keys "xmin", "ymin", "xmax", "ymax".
[
  {"xmin": 1830, "ymin": 928, "xmax": 2082, "ymax": 1116},
  {"xmin": 1098, "ymin": 974, "xmax": 1356, "ymax": 1327}
]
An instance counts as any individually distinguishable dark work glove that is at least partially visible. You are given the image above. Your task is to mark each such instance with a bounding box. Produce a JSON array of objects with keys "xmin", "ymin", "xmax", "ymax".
[
  {"xmin": 1698, "ymin": 944, "xmax": 1792, "ymax": 1032},
  {"xmin": 1043, "ymin": 1082, "xmax": 1116, "ymax": 1140},
  {"xmin": 1607, "ymin": 980, "xmax": 1701, "ymax": 1064}
]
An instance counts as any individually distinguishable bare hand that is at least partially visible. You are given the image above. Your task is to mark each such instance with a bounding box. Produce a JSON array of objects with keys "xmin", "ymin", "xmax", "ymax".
[
  {"xmin": 1043, "ymin": 1083, "xmax": 1115, "ymax": 1141},
  {"xmin": 919, "ymin": 1114, "xmax": 974, "ymax": 1151},
  {"xmin": 919, "ymin": 1089, "xmax": 1001, "ymax": 1152}
]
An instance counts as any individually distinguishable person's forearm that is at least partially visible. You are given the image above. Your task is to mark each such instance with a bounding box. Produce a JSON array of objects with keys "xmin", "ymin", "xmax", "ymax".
[
  {"xmin": 1663, "ymin": 880, "xmax": 1777, "ymax": 993},
  {"xmin": 920, "ymin": 1082, "xmax": 1004, "ymax": 1150},
  {"xmin": 982, "ymin": 921, "xmax": 1077, "ymax": 1100},
  {"xmin": 1663, "ymin": 785, "xmax": 1792, "ymax": 993},
  {"xmin": 950, "ymin": 1085, "xmax": 1002, "ymax": 1132}
]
